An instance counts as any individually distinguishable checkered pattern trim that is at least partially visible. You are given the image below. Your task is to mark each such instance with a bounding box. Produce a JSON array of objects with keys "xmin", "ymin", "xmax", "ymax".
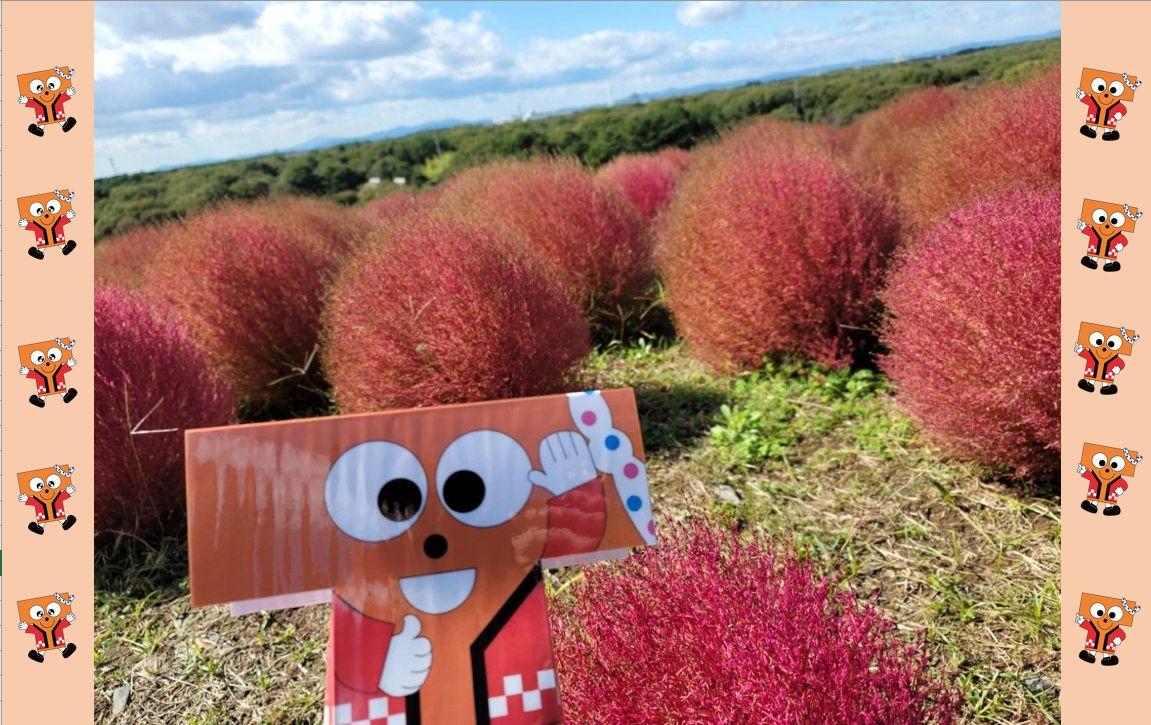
[
  {"xmin": 488, "ymin": 669, "xmax": 556, "ymax": 719},
  {"xmin": 324, "ymin": 697, "xmax": 406, "ymax": 725}
]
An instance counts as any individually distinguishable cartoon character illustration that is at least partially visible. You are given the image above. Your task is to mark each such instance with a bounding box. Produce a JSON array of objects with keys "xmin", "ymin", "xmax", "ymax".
[
  {"xmin": 1076, "ymin": 322, "xmax": 1139, "ymax": 395},
  {"xmin": 1078, "ymin": 67, "xmax": 1140, "ymax": 141},
  {"xmin": 1079, "ymin": 443, "xmax": 1140, "ymax": 516},
  {"xmin": 17, "ymin": 593, "xmax": 77, "ymax": 662},
  {"xmin": 18, "ymin": 189, "xmax": 77, "ymax": 259},
  {"xmin": 1079, "ymin": 198, "xmax": 1141, "ymax": 272},
  {"xmin": 186, "ymin": 389, "xmax": 656, "ymax": 724},
  {"xmin": 1077, "ymin": 593, "xmax": 1139, "ymax": 666},
  {"xmin": 17, "ymin": 66, "xmax": 77, "ymax": 136},
  {"xmin": 19, "ymin": 337, "xmax": 78, "ymax": 407},
  {"xmin": 17, "ymin": 465, "xmax": 78, "ymax": 534}
]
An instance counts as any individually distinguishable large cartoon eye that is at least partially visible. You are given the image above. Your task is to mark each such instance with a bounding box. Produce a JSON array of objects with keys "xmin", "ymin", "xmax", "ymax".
[
  {"xmin": 436, "ymin": 430, "xmax": 532, "ymax": 528},
  {"xmin": 46, "ymin": 76, "xmax": 61, "ymax": 92},
  {"xmin": 1092, "ymin": 77, "xmax": 1107, "ymax": 93},
  {"xmin": 46, "ymin": 474, "xmax": 62, "ymax": 489},
  {"xmin": 29, "ymin": 79, "xmax": 45, "ymax": 94},
  {"xmin": 46, "ymin": 199, "xmax": 61, "ymax": 215},
  {"xmin": 29, "ymin": 202, "xmax": 45, "ymax": 218},
  {"xmin": 46, "ymin": 603, "xmax": 61, "ymax": 618},
  {"xmin": 1089, "ymin": 332, "xmax": 1105, "ymax": 348},
  {"xmin": 1092, "ymin": 452, "xmax": 1108, "ymax": 469},
  {"xmin": 1109, "ymin": 80, "xmax": 1124, "ymax": 96},
  {"xmin": 1110, "ymin": 456, "xmax": 1125, "ymax": 471},
  {"xmin": 1107, "ymin": 335, "xmax": 1123, "ymax": 350},
  {"xmin": 30, "ymin": 606, "xmax": 45, "ymax": 620},
  {"xmin": 1110, "ymin": 212, "xmax": 1125, "ymax": 227},
  {"xmin": 1093, "ymin": 209, "xmax": 1108, "ymax": 225},
  {"xmin": 30, "ymin": 477, "xmax": 45, "ymax": 492},
  {"xmin": 1108, "ymin": 605, "xmax": 1123, "ymax": 621},
  {"xmin": 30, "ymin": 350, "xmax": 46, "ymax": 365},
  {"xmin": 324, "ymin": 441, "xmax": 426, "ymax": 542},
  {"xmin": 47, "ymin": 347, "xmax": 63, "ymax": 362},
  {"xmin": 1091, "ymin": 602, "xmax": 1106, "ymax": 618}
]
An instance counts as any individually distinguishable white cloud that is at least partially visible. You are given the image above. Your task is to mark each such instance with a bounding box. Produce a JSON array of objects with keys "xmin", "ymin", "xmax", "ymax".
[
  {"xmin": 515, "ymin": 30, "xmax": 681, "ymax": 80},
  {"xmin": 676, "ymin": 1, "xmax": 745, "ymax": 28}
]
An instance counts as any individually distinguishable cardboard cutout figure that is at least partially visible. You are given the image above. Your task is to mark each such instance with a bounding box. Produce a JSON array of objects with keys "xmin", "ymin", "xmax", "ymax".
[
  {"xmin": 17, "ymin": 66, "xmax": 78, "ymax": 136},
  {"xmin": 18, "ymin": 337, "xmax": 79, "ymax": 407},
  {"xmin": 1079, "ymin": 443, "xmax": 1140, "ymax": 516},
  {"xmin": 187, "ymin": 389, "xmax": 656, "ymax": 724},
  {"xmin": 17, "ymin": 465, "xmax": 78, "ymax": 534},
  {"xmin": 18, "ymin": 189, "xmax": 78, "ymax": 259},
  {"xmin": 1076, "ymin": 322, "xmax": 1139, "ymax": 395},
  {"xmin": 1078, "ymin": 67, "xmax": 1140, "ymax": 141},
  {"xmin": 1077, "ymin": 592, "xmax": 1139, "ymax": 666},
  {"xmin": 17, "ymin": 593, "xmax": 77, "ymax": 662},
  {"xmin": 1079, "ymin": 198, "xmax": 1141, "ymax": 272}
]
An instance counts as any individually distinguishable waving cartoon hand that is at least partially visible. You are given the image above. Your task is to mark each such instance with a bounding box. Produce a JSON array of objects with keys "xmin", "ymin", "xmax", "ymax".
[
  {"xmin": 530, "ymin": 431, "xmax": 598, "ymax": 496},
  {"xmin": 379, "ymin": 614, "xmax": 431, "ymax": 698}
]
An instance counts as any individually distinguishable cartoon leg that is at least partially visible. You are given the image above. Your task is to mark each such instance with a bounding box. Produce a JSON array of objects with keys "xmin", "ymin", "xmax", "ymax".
[
  {"xmin": 1103, "ymin": 259, "xmax": 1121, "ymax": 272},
  {"xmin": 1101, "ymin": 383, "xmax": 1118, "ymax": 396},
  {"xmin": 62, "ymin": 240, "xmax": 77, "ymax": 255},
  {"xmin": 27, "ymin": 123, "xmax": 45, "ymax": 137},
  {"xmin": 1104, "ymin": 503, "xmax": 1121, "ymax": 516},
  {"xmin": 1080, "ymin": 124, "xmax": 1097, "ymax": 138},
  {"xmin": 62, "ymin": 117, "xmax": 77, "ymax": 133},
  {"xmin": 63, "ymin": 388, "xmax": 78, "ymax": 404},
  {"xmin": 1102, "ymin": 654, "xmax": 1119, "ymax": 666},
  {"xmin": 62, "ymin": 643, "xmax": 77, "ymax": 658},
  {"xmin": 28, "ymin": 394, "xmax": 46, "ymax": 408},
  {"xmin": 1102, "ymin": 129, "xmax": 1120, "ymax": 141},
  {"xmin": 1079, "ymin": 649, "xmax": 1096, "ymax": 663},
  {"xmin": 28, "ymin": 521, "xmax": 45, "ymax": 535},
  {"xmin": 1081, "ymin": 499, "xmax": 1098, "ymax": 514},
  {"xmin": 28, "ymin": 246, "xmax": 45, "ymax": 260},
  {"xmin": 1078, "ymin": 379, "xmax": 1096, "ymax": 393},
  {"xmin": 1081, "ymin": 255, "xmax": 1098, "ymax": 270},
  {"xmin": 62, "ymin": 514, "xmax": 77, "ymax": 530},
  {"xmin": 28, "ymin": 650, "xmax": 44, "ymax": 663}
]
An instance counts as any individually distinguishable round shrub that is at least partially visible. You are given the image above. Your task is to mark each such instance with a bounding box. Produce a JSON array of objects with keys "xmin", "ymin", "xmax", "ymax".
[
  {"xmin": 847, "ymin": 86, "xmax": 963, "ymax": 190},
  {"xmin": 263, "ymin": 195, "xmax": 366, "ymax": 256},
  {"xmin": 96, "ymin": 223, "xmax": 177, "ymax": 289},
  {"xmin": 551, "ymin": 522, "xmax": 960, "ymax": 723},
  {"xmin": 323, "ymin": 213, "xmax": 589, "ymax": 412},
  {"xmin": 597, "ymin": 149, "xmax": 689, "ymax": 221},
  {"xmin": 901, "ymin": 68, "xmax": 1058, "ymax": 229},
  {"xmin": 881, "ymin": 186, "xmax": 1059, "ymax": 477},
  {"xmin": 435, "ymin": 158, "xmax": 651, "ymax": 323},
  {"xmin": 361, "ymin": 190, "xmax": 435, "ymax": 224},
  {"xmin": 95, "ymin": 285, "xmax": 233, "ymax": 537},
  {"xmin": 661, "ymin": 125, "xmax": 898, "ymax": 370}
]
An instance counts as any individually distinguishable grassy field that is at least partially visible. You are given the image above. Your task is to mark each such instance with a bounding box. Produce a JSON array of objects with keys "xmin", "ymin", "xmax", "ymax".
[{"xmin": 95, "ymin": 343, "xmax": 1059, "ymax": 723}]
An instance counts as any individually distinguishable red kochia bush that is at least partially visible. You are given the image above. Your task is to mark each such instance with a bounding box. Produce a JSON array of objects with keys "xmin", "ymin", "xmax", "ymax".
[
  {"xmin": 597, "ymin": 149, "xmax": 690, "ymax": 221},
  {"xmin": 881, "ymin": 186, "xmax": 1060, "ymax": 476},
  {"xmin": 96, "ymin": 223, "xmax": 178, "ymax": 289},
  {"xmin": 551, "ymin": 522, "xmax": 960, "ymax": 723},
  {"xmin": 847, "ymin": 86, "xmax": 964, "ymax": 190},
  {"xmin": 435, "ymin": 158, "xmax": 651, "ymax": 319},
  {"xmin": 323, "ymin": 213, "xmax": 589, "ymax": 411},
  {"xmin": 95, "ymin": 285, "xmax": 233, "ymax": 537},
  {"xmin": 661, "ymin": 124, "xmax": 897, "ymax": 370}
]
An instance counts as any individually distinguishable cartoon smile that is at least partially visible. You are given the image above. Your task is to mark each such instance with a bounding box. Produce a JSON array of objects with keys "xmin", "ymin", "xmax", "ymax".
[{"xmin": 399, "ymin": 568, "xmax": 476, "ymax": 615}]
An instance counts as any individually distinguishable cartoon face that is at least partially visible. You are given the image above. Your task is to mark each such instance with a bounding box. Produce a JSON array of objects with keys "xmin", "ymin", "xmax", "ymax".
[
  {"xmin": 17, "ymin": 593, "xmax": 73, "ymax": 632},
  {"xmin": 1081, "ymin": 68, "xmax": 1138, "ymax": 108},
  {"xmin": 19, "ymin": 338, "xmax": 72, "ymax": 377},
  {"xmin": 1081, "ymin": 444, "xmax": 1138, "ymax": 482},
  {"xmin": 17, "ymin": 68, "xmax": 72, "ymax": 109},
  {"xmin": 18, "ymin": 190, "xmax": 72, "ymax": 232},
  {"xmin": 18, "ymin": 465, "xmax": 72, "ymax": 505},
  {"xmin": 1081, "ymin": 199, "xmax": 1138, "ymax": 235},
  {"xmin": 1080, "ymin": 592, "xmax": 1138, "ymax": 632},
  {"xmin": 1078, "ymin": 322, "xmax": 1136, "ymax": 361}
]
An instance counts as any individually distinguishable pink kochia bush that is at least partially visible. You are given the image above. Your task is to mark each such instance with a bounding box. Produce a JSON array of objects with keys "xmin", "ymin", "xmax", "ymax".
[
  {"xmin": 551, "ymin": 522, "xmax": 960, "ymax": 723},
  {"xmin": 323, "ymin": 213, "xmax": 590, "ymax": 412},
  {"xmin": 596, "ymin": 148, "xmax": 691, "ymax": 221},
  {"xmin": 95, "ymin": 285, "xmax": 233, "ymax": 536},
  {"xmin": 881, "ymin": 186, "xmax": 1060, "ymax": 476},
  {"xmin": 660, "ymin": 124, "xmax": 898, "ymax": 370}
]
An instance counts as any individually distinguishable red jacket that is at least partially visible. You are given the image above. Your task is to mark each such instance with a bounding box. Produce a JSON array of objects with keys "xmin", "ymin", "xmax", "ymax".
[
  {"xmin": 1082, "ymin": 470, "xmax": 1128, "ymax": 502},
  {"xmin": 26, "ymin": 363, "xmax": 71, "ymax": 396},
  {"xmin": 1082, "ymin": 95, "xmax": 1127, "ymax": 127},
  {"xmin": 24, "ymin": 93, "xmax": 70, "ymax": 125},
  {"xmin": 25, "ymin": 214, "xmax": 70, "ymax": 248},
  {"xmin": 1082, "ymin": 225, "xmax": 1127, "ymax": 259},
  {"xmin": 1079, "ymin": 348, "xmax": 1124, "ymax": 382},
  {"xmin": 26, "ymin": 490, "xmax": 70, "ymax": 522},
  {"xmin": 24, "ymin": 617, "xmax": 70, "ymax": 651},
  {"xmin": 1081, "ymin": 619, "xmax": 1126, "ymax": 653}
]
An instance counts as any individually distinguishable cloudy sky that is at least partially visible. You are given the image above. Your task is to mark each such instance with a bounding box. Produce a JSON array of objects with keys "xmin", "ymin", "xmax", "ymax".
[{"xmin": 94, "ymin": 1, "xmax": 1059, "ymax": 176}]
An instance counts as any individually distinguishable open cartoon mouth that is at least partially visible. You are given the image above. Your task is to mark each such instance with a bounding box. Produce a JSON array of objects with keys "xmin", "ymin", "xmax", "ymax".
[{"xmin": 399, "ymin": 568, "xmax": 476, "ymax": 615}]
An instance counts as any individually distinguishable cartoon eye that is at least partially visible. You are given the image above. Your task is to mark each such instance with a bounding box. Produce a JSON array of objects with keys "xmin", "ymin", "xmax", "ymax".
[
  {"xmin": 30, "ymin": 350, "xmax": 46, "ymax": 365},
  {"xmin": 29, "ymin": 477, "xmax": 45, "ymax": 492},
  {"xmin": 1109, "ymin": 80, "xmax": 1124, "ymax": 96},
  {"xmin": 1092, "ymin": 77, "xmax": 1107, "ymax": 93},
  {"xmin": 1092, "ymin": 452, "xmax": 1108, "ymax": 468},
  {"xmin": 1107, "ymin": 335, "xmax": 1123, "ymax": 350},
  {"xmin": 1109, "ymin": 605, "xmax": 1123, "ymax": 621},
  {"xmin": 1089, "ymin": 332, "xmax": 1105, "ymax": 347},
  {"xmin": 1093, "ymin": 209, "xmax": 1108, "ymax": 225},
  {"xmin": 1110, "ymin": 212, "xmax": 1125, "ymax": 227},
  {"xmin": 30, "ymin": 606, "xmax": 45, "ymax": 620},
  {"xmin": 324, "ymin": 441, "xmax": 426, "ymax": 542},
  {"xmin": 1110, "ymin": 456, "xmax": 1125, "ymax": 471},
  {"xmin": 29, "ymin": 202, "xmax": 45, "ymax": 218},
  {"xmin": 46, "ymin": 199, "xmax": 61, "ymax": 215},
  {"xmin": 29, "ymin": 79, "xmax": 45, "ymax": 94},
  {"xmin": 436, "ymin": 430, "xmax": 532, "ymax": 528},
  {"xmin": 48, "ymin": 347, "xmax": 63, "ymax": 362},
  {"xmin": 46, "ymin": 76, "xmax": 61, "ymax": 92},
  {"xmin": 46, "ymin": 603, "xmax": 61, "ymax": 618},
  {"xmin": 47, "ymin": 474, "xmax": 62, "ymax": 489},
  {"xmin": 1091, "ymin": 602, "xmax": 1106, "ymax": 618}
]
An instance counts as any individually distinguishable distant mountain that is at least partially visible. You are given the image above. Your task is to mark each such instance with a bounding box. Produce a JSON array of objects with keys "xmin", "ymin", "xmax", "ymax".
[{"xmin": 280, "ymin": 118, "xmax": 489, "ymax": 154}]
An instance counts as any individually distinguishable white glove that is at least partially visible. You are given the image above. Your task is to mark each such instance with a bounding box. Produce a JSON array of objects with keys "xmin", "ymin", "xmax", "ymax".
[
  {"xmin": 379, "ymin": 614, "xmax": 431, "ymax": 697},
  {"xmin": 18, "ymin": 94, "xmax": 28, "ymax": 105},
  {"xmin": 65, "ymin": 210, "xmax": 76, "ymax": 220},
  {"xmin": 66, "ymin": 613, "xmax": 76, "ymax": 623},
  {"xmin": 67, "ymin": 357, "xmax": 77, "ymax": 368},
  {"xmin": 18, "ymin": 217, "xmax": 29, "ymax": 228},
  {"xmin": 18, "ymin": 493, "xmax": 28, "ymax": 502},
  {"xmin": 1077, "ymin": 220, "xmax": 1086, "ymax": 231},
  {"xmin": 1114, "ymin": 488, "xmax": 1125, "ymax": 497},
  {"xmin": 529, "ymin": 431, "xmax": 597, "ymax": 496},
  {"xmin": 1076, "ymin": 89, "xmax": 1086, "ymax": 100},
  {"xmin": 1075, "ymin": 613, "xmax": 1085, "ymax": 625},
  {"xmin": 1074, "ymin": 343, "xmax": 1084, "ymax": 354},
  {"xmin": 66, "ymin": 86, "xmax": 76, "ymax": 97},
  {"xmin": 66, "ymin": 484, "xmax": 76, "ymax": 495},
  {"xmin": 1115, "ymin": 243, "xmax": 1125, "ymax": 253},
  {"xmin": 1110, "ymin": 367, "xmax": 1122, "ymax": 377},
  {"xmin": 19, "ymin": 366, "xmax": 29, "ymax": 375},
  {"xmin": 17, "ymin": 621, "xmax": 28, "ymax": 631},
  {"xmin": 1077, "ymin": 464, "xmax": 1087, "ymax": 475},
  {"xmin": 1114, "ymin": 112, "xmax": 1124, "ymax": 122}
]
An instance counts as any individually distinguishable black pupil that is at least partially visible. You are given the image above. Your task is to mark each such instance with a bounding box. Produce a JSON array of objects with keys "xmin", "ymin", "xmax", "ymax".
[
  {"xmin": 1113, "ymin": 461, "xmax": 1121, "ymax": 469},
  {"xmin": 377, "ymin": 478, "xmax": 422, "ymax": 522},
  {"xmin": 443, "ymin": 470, "xmax": 485, "ymax": 513}
]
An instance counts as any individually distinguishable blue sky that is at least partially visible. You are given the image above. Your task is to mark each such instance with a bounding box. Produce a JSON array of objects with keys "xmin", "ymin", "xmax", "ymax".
[{"xmin": 94, "ymin": 1, "xmax": 1060, "ymax": 176}]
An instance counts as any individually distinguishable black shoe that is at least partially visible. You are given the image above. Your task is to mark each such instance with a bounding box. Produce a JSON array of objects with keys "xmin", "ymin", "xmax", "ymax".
[
  {"xmin": 62, "ymin": 117, "xmax": 77, "ymax": 133},
  {"xmin": 62, "ymin": 240, "xmax": 77, "ymax": 255},
  {"xmin": 62, "ymin": 515, "xmax": 77, "ymax": 530},
  {"xmin": 1102, "ymin": 654, "xmax": 1119, "ymax": 666},
  {"xmin": 1081, "ymin": 125, "xmax": 1098, "ymax": 139},
  {"xmin": 1079, "ymin": 649, "xmax": 1097, "ymax": 664},
  {"xmin": 1103, "ymin": 260, "xmax": 1121, "ymax": 272},
  {"xmin": 28, "ymin": 246, "xmax": 45, "ymax": 260},
  {"xmin": 1104, "ymin": 505, "xmax": 1121, "ymax": 516},
  {"xmin": 1101, "ymin": 384, "xmax": 1118, "ymax": 396},
  {"xmin": 62, "ymin": 643, "xmax": 77, "ymax": 658},
  {"xmin": 63, "ymin": 388, "xmax": 78, "ymax": 404},
  {"xmin": 1082, "ymin": 500, "xmax": 1099, "ymax": 514},
  {"xmin": 29, "ymin": 650, "xmax": 45, "ymax": 663},
  {"xmin": 1103, "ymin": 129, "xmax": 1120, "ymax": 141},
  {"xmin": 28, "ymin": 123, "xmax": 45, "ymax": 137},
  {"xmin": 1082, "ymin": 256, "xmax": 1099, "ymax": 269},
  {"xmin": 28, "ymin": 521, "xmax": 45, "ymax": 535},
  {"xmin": 1078, "ymin": 379, "xmax": 1096, "ymax": 393},
  {"xmin": 29, "ymin": 395, "xmax": 45, "ymax": 408}
]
